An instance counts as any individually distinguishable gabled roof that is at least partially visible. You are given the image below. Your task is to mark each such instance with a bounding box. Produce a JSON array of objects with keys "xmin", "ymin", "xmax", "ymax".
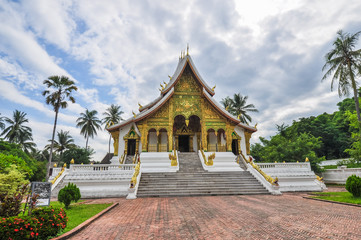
[
  {"xmin": 107, "ymin": 88, "xmax": 174, "ymax": 131},
  {"xmin": 139, "ymin": 54, "xmax": 214, "ymax": 112},
  {"xmin": 162, "ymin": 55, "xmax": 215, "ymax": 96},
  {"xmin": 107, "ymin": 53, "xmax": 257, "ymax": 133}
]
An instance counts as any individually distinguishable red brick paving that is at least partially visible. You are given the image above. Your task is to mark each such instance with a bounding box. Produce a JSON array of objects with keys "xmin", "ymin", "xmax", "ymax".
[{"xmin": 68, "ymin": 192, "xmax": 361, "ymax": 240}]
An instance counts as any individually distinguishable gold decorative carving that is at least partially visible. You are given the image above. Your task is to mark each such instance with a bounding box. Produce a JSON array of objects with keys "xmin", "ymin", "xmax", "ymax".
[
  {"xmin": 244, "ymin": 131, "xmax": 252, "ymax": 155},
  {"xmin": 111, "ymin": 131, "xmax": 119, "ymax": 156}
]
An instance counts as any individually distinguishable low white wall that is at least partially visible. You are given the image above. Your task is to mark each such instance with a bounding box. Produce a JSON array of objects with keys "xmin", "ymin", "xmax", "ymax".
[
  {"xmin": 51, "ymin": 164, "xmax": 136, "ymax": 198},
  {"xmin": 321, "ymin": 166, "xmax": 361, "ymax": 184},
  {"xmin": 319, "ymin": 159, "xmax": 350, "ymax": 166},
  {"xmin": 258, "ymin": 162, "xmax": 326, "ymax": 192}
]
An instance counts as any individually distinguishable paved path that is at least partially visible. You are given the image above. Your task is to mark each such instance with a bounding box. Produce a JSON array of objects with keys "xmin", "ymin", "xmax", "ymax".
[{"xmin": 69, "ymin": 192, "xmax": 361, "ymax": 240}]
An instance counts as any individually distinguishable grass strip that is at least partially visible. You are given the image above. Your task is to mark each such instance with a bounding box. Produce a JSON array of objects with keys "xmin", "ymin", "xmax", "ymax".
[
  {"xmin": 47, "ymin": 201, "xmax": 112, "ymax": 233},
  {"xmin": 310, "ymin": 191, "xmax": 361, "ymax": 205}
]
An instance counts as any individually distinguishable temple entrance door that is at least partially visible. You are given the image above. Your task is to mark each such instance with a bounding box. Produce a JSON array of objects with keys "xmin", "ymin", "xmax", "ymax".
[
  {"xmin": 231, "ymin": 139, "xmax": 238, "ymax": 155},
  {"xmin": 179, "ymin": 135, "xmax": 190, "ymax": 152},
  {"xmin": 127, "ymin": 139, "xmax": 136, "ymax": 155}
]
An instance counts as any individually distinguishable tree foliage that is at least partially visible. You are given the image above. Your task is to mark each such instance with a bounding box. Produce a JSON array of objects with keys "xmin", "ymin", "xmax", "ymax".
[
  {"xmin": 251, "ymin": 96, "xmax": 360, "ymax": 167},
  {"xmin": 221, "ymin": 93, "xmax": 258, "ymax": 124},
  {"xmin": 62, "ymin": 146, "xmax": 93, "ymax": 165},
  {"xmin": 42, "ymin": 75, "xmax": 77, "ymax": 180},
  {"xmin": 76, "ymin": 109, "xmax": 102, "ymax": 149},
  {"xmin": 322, "ymin": 30, "xmax": 361, "ymax": 131},
  {"xmin": 1, "ymin": 110, "xmax": 36, "ymax": 153}
]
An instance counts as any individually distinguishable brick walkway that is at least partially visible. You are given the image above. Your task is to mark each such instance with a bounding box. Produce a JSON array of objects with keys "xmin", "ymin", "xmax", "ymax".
[{"xmin": 69, "ymin": 192, "xmax": 361, "ymax": 240}]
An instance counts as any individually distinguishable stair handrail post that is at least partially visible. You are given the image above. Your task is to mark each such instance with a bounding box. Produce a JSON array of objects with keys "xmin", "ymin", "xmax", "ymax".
[{"xmin": 245, "ymin": 156, "xmax": 280, "ymax": 187}]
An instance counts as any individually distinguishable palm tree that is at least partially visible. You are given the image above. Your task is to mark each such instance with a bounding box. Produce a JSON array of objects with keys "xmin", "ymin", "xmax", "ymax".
[
  {"xmin": 0, "ymin": 113, "xmax": 5, "ymax": 130},
  {"xmin": 1, "ymin": 110, "xmax": 32, "ymax": 143},
  {"xmin": 46, "ymin": 130, "xmax": 75, "ymax": 164},
  {"xmin": 322, "ymin": 30, "xmax": 361, "ymax": 133},
  {"xmin": 220, "ymin": 97, "xmax": 233, "ymax": 110},
  {"xmin": 223, "ymin": 93, "xmax": 258, "ymax": 125},
  {"xmin": 102, "ymin": 104, "xmax": 124, "ymax": 153},
  {"xmin": 19, "ymin": 133, "xmax": 37, "ymax": 154},
  {"xmin": 76, "ymin": 109, "xmax": 102, "ymax": 149},
  {"xmin": 42, "ymin": 75, "xmax": 77, "ymax": 180}
]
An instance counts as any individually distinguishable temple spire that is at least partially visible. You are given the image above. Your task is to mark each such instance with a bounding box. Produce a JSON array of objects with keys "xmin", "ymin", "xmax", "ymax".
[{"xmin": 187, "ymin": 43, "xmax": 189, "ymax": 56}]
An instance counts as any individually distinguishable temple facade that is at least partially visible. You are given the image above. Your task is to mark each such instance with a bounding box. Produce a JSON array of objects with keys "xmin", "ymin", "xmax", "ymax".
[{"xmin": 107, "ymin": 51, "xmax": 257, "ymax": 159}]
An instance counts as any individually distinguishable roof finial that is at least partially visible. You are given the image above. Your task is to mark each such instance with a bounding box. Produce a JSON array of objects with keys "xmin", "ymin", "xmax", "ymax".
[{"xmin": 187, "ymin": 43, "xmax": 189, "ymax": 56}]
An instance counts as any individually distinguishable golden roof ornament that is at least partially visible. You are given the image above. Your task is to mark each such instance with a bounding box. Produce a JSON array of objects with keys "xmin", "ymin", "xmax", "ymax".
[
  {"xmin": 70, "ymin": 158, "xmax": 75, "ymax": 164},
  {"xmin": 53, "ymin": 163, "xmax": 57, "ymax": 167},
  {"xmin": 225, "ymin": 106, "xmax": 229, "ymax": 111},
  {"xmin": 212, "ymin": 85, "xmax": 216, "ymax": 91},
  {"xmin": 254, "ymin": 123, "xmax": 258, "ymax": 129},
  {"xmin": 132, "ymin": 111, "xmax": 136, "ymax": 118},
  {"xmin": 138, "ymin": 103, "xmax": 143, "ymax": 109},
  {"xmin": 163, "ymin": 81, "xmax": 167, "ymax": 86},
  {"xmin": 305, "ymin": 157, "xmax": 309, "ymax": 162}
]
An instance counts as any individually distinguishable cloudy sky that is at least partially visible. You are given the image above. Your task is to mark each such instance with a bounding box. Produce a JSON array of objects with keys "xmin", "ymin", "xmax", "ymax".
[{"xmin": 1, "ymin": 0, "xmax": 361, "ymax": 161}]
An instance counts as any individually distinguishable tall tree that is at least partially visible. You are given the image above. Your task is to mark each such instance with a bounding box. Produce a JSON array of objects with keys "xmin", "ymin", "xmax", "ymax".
[
  {"xmin": 222, "ymin": 93, "xmax": 258, "ymax": 125},
  {"xmin": 220, "ymin": 96, "xmax": 233, "ymax": 110},
  {"xmin": 0, "ymin": 113, "xmax": 5, "ymax": 130},
  {"xmin": 76, "ymin": 109, "xmax": 102, "ymax": 149},
  {"xmin": 322, "ymin": 30, "xmax": 361, "ymax": 135},
  {"xmin": 102, "ymin": 104, "xmax": 124, "ymax": 153},
  {"xmin": 46, "ymin": 130, "xmax": 75, "ymax": 164},
  {"xmin": 42, "ymin": 75, "xmax": 77, "ymax": 180},
  {"xmin": 1, "ymin": 110, "xmax": 32, "ymax": 143}
]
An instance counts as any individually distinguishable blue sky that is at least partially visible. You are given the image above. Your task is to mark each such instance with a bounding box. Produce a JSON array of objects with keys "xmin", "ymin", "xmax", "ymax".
[{"xmin": 1, "ymin": 0, "xmax": 361, "ymax": 161}]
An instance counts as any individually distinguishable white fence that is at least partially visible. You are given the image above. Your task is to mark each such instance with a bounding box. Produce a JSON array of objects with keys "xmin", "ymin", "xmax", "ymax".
[
  {"xmin": 257, "ymin": 162, "xmax": 310, "ymax": 170},
  {"xmin": 69, "ymin": 164, "xmax": 136, "ymax": 172},
  {"xmin": 322, "ymin": 166, "xmax": 361, "ymax": 184}
]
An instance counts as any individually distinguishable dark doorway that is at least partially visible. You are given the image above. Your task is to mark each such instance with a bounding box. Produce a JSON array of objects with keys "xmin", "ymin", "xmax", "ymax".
[
  {"xmin": 127, "ymin": 139, "xmax": 136, "ymax": 155},
  {"xmin": 232, "ymin": 139, "xmax": 238, "ymax": 155},
  {"xmin": 179, "ymin": 135, "xmax": 189, "ymax": 152}
]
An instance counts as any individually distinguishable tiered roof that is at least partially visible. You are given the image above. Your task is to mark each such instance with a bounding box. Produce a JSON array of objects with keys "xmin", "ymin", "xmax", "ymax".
[{"xmin": 107, "ymin": 54, "xmax": 256, "ymax": 132}]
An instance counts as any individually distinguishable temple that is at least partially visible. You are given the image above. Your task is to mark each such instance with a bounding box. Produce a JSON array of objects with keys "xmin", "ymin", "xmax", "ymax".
[
  {"xmin": 50, "ymin": 49, "xmax": 326, "ymax": 199},
  {"xmin": 106, "ymin": 50, "xmax": 256, "ymax": 160}
]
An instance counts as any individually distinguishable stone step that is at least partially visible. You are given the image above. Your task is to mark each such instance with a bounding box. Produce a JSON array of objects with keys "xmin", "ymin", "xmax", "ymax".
[
  {"xmin": 137, "ymin": 151, "xmax": 270, "ymax": 197},
  {"xmin": 137, "ymin": 190, "xmax": 269, "ymax": 197},
  {"xmin": 138, "ymin": 186, "xmax": 267, "ymax": 191}
]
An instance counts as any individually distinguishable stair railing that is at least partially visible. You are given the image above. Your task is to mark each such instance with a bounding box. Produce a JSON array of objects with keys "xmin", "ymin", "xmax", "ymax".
[
  {"xmin": 243, "ymin": 155, "xmax": 278, "ymax": 186},
  {"xmin": 132, "ymin": 151, "xmax": 139, "ymax": 164},
  {"xmin": 119, "ymin": 151, "xmax": 126, "ymax": 164},
  {"xmin": 130, "ymin": 162, "xmax": 141, "ymax": 188},
  {"xmin": 169, "ymin": 142, "xmax": 178, "ymax": 166},
  {"xmin": 200, "ymin": 150, "xmax": 215, "ymax": 166},
  {"xmin": 50, "ymin": 166, "xmax": 65, "ymax": 185}
]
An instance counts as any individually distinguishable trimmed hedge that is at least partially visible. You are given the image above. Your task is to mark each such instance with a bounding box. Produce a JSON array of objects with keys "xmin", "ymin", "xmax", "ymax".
[
  {"xmin": 0, "ymin": 206, "xmax": 67, "ymax": 239},
  {"xmin": 346, "ymin": 175, "xmax": 361, "ymax": 197},
  {"xmin": 58, "ymin": 183, "xmax": 81, "ymax": 209}
]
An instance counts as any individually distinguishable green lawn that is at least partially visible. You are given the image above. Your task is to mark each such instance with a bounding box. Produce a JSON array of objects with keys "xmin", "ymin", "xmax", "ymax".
[
  {"xmin": 311, "ymin": 191, "xmax": 361, "ymax": 205},
  {"xmin": 48, "ymin": 201, "xmax": 112, "ymax": 233}
]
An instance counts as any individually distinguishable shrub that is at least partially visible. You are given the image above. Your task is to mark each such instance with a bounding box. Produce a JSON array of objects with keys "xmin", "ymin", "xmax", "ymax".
[
  {"xmin": 346, "ymin": 175, "xmax": 361, "ymax": 197},
  {"xmin": 0, "ymin": 184, "xmax": 29, "ymax": 217},
  {"xmin": 58, "ymin": 183, "xmax": 81, "ymax": 209},
  {"xmin": 0, "ymin": 206, "xmax": 67, "ymax": 239},
  {"xmin": 0, "ymin": 216, "xmax": 40, "ymax": 239},
  {"xmin": 0, "ymin": 165, "xmax": 29, "ymax": 196},
  {"xmin": 32, "ymin": 206, "xmax": 67, "ymax": 239}
]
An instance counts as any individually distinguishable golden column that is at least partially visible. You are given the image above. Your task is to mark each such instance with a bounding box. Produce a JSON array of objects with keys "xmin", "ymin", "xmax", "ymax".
[{"xmin": 111, "ymin": 131, "xmax": 119, "ymax": 156}]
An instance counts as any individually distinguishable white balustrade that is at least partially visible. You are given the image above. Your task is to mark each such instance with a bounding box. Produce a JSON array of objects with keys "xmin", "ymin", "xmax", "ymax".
[
  {"xmin": 69, "ymin": 164, "xmax": 136, "ymax": 173},
  {"xmin": 51, "ymin": 167, "xmax": 62, "ymax": 176},
  {"xmin": 257, "ymin": 162, "xmax": 310, "ymax": 170}
]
